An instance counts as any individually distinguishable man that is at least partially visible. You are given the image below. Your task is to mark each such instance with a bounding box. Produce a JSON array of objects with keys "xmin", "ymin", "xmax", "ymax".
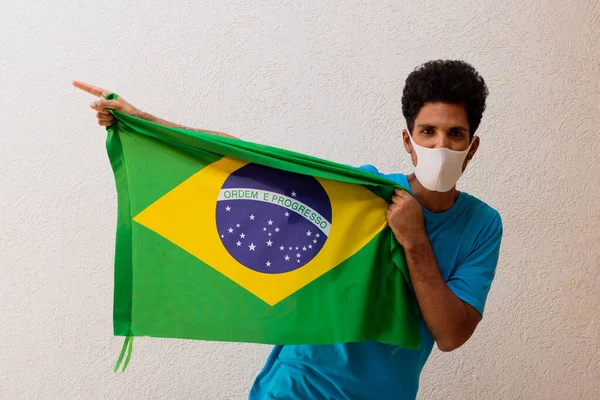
[{"xmin": 74, "ymin": 59, "xmax": 502, "ymax": 399}]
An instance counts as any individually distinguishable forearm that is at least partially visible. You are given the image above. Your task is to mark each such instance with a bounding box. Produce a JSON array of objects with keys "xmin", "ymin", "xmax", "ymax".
[
  {"xmin": 403, "ymin": 237, "xmax": 476, "ymax": 351},
  {"xmin": 138, "ymin": 111, "xmax": 238, "ymax": 139}
]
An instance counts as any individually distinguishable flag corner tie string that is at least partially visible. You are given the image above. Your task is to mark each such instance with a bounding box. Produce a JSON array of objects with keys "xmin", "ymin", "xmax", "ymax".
[{"xmin": 114, "ymin": 334, "xmax": 133, "ymax": 373}]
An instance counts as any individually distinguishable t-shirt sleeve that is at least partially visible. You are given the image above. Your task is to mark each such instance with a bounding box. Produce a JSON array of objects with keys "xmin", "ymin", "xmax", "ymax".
[
  {"xmin": 357, "ymin": 164, "xmax": 383, "ymax": 175},
  {"xmin": 446, "ymin": 210, "xmax": 503, "ymax": 317}
]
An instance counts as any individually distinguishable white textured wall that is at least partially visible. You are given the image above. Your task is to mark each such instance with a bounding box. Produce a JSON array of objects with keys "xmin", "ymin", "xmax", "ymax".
[{"xmin": 1, "ymin": 0, "xmax": 599, "ymax": 399}]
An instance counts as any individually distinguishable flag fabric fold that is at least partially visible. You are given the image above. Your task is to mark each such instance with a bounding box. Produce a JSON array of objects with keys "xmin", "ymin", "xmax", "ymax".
[{"xmin": 104, "ymin": 94, "xmax": 420, "ymax": 351}]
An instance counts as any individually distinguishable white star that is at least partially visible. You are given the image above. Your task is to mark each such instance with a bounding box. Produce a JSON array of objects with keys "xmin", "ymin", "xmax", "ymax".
[
  {"xmin": 295, "ymin": 246, "xmax": 299, "ymax": 250},
  {"xmin": 268, "ymin": 232, "xmax": 272, "ymax": 236},
  {"xmin": 220, "ymin": 234, "xmax": 224, "ymax": 238},
  {"xmin": 296, "ymin": 253, "xmax": 301, "ymax": 258},
  {"xmin": 236, "ymin": 223, "xmax": 240, "ymax": 228},
  {"xmin": 267, "ymin": 219, "xmax": 273, "ymax": 226},
  {"xmin": 275, "ymin": 227, "xmax": 280, "ymax": 232},
  {"xmin": 306, "ymin": 230, "xmax": 312, "ymax": 236},
  {"xmin": 291, "ymin": 191, "xmax": 297, "ymax": 197},
  {"xmin": 250, "ymin": 214, "xmax": 255, "ymax": 220},
  {"xmin": 228, "ymin": 228, "xmax": 234, "ymax": 233},
  {"xmin": 267, "ymin": 240, "xmax": 273, "ymax": 247},
  {"xmin": 297, "ymin": 259, "xmax": 300, "ymax": 263},
  {"xmin": 313, "ymin": 239, "xmax": 317, "ymax": 243},
  {"xmin": 266, "ymin": 261, "xmax": 271, "ymax": 267},
  {"xmin": 284, "ymin": 255, "xmax": 290, "ymax": 261},
  {"xmin": 308, "ymin": 244, "xmax": 313, "ymax": 249},
  {"xmin": 302, "ymin": 246, "xmax": 307, "ymax": 251},
  {"xmin": 263, "ymin": 227, "xmax": 267, "ymax": 231},
  {"xmin": 248, "ymin": 243, "xmax": 256, "ymax": 251},
  {"xmin": 236, "ymin": 241, "xmax": 242, "ymax": 246},
  {"xmin": 316, "ymin": 233, "xmax": 320, "ymax": 238},
  {"xmin": 280, "ymin": 245, "xmax": 284, "ymax": 250},
  {"xmin": 289, "ymin": 246, "xmax": 292, "ymax": 250},
  {"xmin": 240, "ymin": 233, "xmax": 246, "ymax": 239},
  {"xmin": 225, "ymin": 206, "xmax": 231, "ymax": 211},
  {"xmin": 285, "ymin": 212, "xmax": 290, "ymax": 217}
]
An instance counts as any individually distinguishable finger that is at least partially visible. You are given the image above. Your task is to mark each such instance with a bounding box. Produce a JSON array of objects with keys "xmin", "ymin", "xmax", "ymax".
[
  {"xmin": 73, "ymin": 80, "xmax": 110, "ymax": 98},
  {"xmin": 98, "ymin": 119, "xmax": 116, "ymax": 126},
  {"xmin": 97, "ymin": 113, "xmax": 115, "ymax": 122},
  {"xmin": 95, "ymin": 107, "xmax": 111, "ymax": 115},
  {"xmin": 395, "ymin": 188, "xmax": 409, "ymax": 197},
  {"xmin": 90, "ymin": 99, "xmax": 122, "ymax": 111},
  {"xmin": 391, "ymin": 195, "xmax": 404, "ymax": 204}
]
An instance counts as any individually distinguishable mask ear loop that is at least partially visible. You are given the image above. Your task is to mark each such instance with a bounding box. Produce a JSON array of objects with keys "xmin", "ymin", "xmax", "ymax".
[
  {"xmin": 406, "ymin": 130, "xmax": 420, "ymax": 166},
  {"xmin": 466, "ymin": 135, "xmax": 478, "ymax": 160},
  {"xmin": 407, "ymin": 129, "xmax": 417, "ymax": 148}
]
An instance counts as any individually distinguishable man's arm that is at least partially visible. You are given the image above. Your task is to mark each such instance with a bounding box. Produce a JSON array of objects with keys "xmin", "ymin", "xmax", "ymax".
[
  {"xmin": 128, "ymin": 109, "xmax": 237, "ymax": 139},
  {"xmin": 72, "ymin": 80, "xmax": 237, "ymax": 139},
  {"xmin": 387, "ymin": 189, "xmax": 481, "ymax": 352},
  {"xmin": 402, "ymin": 238, "xmax": 481, "ymax": 351}
]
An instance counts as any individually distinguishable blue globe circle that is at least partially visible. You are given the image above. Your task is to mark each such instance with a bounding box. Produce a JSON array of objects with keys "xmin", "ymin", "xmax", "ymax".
[{"xmin": 215, "ymin": 163, "xmax": 332, "ymax": 274}]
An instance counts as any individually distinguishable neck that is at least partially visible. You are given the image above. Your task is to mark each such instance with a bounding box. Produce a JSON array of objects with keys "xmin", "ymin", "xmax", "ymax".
[{"xmin": 407, "ymin": 173, "xmax": 460, "ymax": 213}]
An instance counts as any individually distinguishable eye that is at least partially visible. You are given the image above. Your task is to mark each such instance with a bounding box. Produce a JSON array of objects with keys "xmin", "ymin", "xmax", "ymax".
[
  {"xmin": 449, "ymin": 129, "xmax": 463, "ymax": 137},
  {"xmin": 422, "ymin": 127, "xmax": 434, "ymax": 135}
]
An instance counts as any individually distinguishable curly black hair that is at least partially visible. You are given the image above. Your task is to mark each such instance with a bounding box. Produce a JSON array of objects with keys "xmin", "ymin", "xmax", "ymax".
[{"xmin": 402, "ymin": 60, "xmax": 488, "ymax": 137}]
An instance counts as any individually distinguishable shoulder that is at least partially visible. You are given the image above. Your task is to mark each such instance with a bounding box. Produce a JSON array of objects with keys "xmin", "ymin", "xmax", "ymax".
[
  {"xmin": 357, "ymin": 164, "xmax": 382, "ymax": 175},
  {"xmin": 466, "ymin": 194, "xmax": 502, "ymax": 227},
  {"xmin": 460, "ymin": 193, "xmax": 503, "ymax": 245},
  {"xmin": 357, "ymin": 164, "xmax": 407, "ymax": 186}
]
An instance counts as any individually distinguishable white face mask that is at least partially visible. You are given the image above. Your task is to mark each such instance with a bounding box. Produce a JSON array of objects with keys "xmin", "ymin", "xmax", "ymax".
[{"xmin": 408, "ymin": 131, "xmax": 474, "ymax": 192}]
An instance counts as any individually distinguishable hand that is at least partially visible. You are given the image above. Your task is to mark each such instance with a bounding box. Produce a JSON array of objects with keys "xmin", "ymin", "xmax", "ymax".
[
  {"xmin": 72, "ymin": 80, "xmax": 141, "ymax": 126},
  {"xmin": 386, "ymin": 188, "xmax": 428, "ymax": 249}
]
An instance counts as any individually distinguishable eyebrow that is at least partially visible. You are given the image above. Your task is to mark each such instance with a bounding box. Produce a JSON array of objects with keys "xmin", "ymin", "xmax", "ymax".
[{"xmin": 416, "ymin": 124, "xmax": 468, "ymax": 132}]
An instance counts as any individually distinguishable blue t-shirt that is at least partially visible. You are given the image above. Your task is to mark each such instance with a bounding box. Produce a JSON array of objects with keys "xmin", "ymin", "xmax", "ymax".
[{"xmin": 249, "ymin": 167, "xmax": 503, "ymax": 400}]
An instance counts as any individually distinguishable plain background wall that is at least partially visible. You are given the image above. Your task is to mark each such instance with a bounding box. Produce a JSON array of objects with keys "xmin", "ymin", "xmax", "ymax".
[{"xmin": 1, "ymin": 0, "xmax": 598, "ymax": 399}]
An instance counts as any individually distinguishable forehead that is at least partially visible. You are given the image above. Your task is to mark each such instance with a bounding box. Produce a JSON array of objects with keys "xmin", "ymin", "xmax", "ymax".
[{"xmin": 415, "ymin": 102, "xmax": 469, "ymax": 129}]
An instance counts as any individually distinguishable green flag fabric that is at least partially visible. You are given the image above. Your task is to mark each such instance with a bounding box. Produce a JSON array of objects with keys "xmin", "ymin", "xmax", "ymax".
[{"xmin": 104, "ymin": 95, "xmax": 420, "ymax": 358}]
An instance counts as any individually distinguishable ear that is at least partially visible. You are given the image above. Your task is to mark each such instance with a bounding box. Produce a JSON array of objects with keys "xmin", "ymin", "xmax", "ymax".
[
  {"xmin": 468, "ymin": 136, "xmax": 480, "ymax": 160},
  {"xmin": 462, "ymin": 136, "xmax": 480, "ymax": 171},
  {"xmin": 402, "ymin": 129, "xmax": 412, "ymax": 154},
  {"xmin": 404, "ymin": 129, "xmax": 419, "ymax": 167}
]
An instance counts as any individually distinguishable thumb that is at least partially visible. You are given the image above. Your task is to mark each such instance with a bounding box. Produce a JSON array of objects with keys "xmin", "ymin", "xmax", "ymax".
[{"xmin": 90, "ymin": 99, "xmax": 123, "ymax": 111}]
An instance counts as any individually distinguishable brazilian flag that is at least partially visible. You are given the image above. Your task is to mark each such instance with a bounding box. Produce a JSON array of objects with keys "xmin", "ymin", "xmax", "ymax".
[{"xmin": 105, "ymin": 95, "xmax": 420, "ymax": 369}]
